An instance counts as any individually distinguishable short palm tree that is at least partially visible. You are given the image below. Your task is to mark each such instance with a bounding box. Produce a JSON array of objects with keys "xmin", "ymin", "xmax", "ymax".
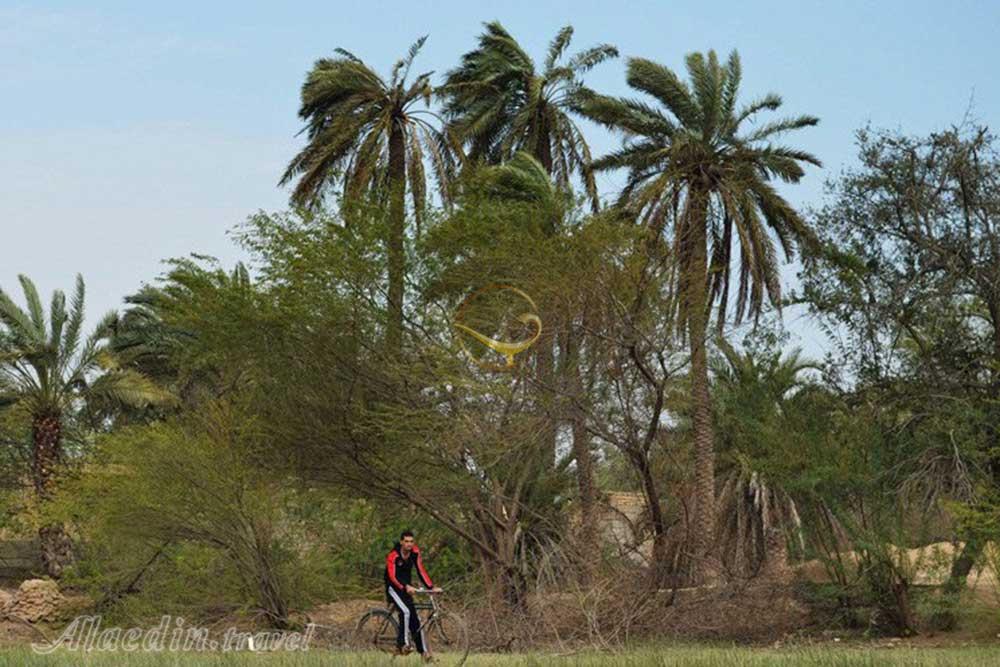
[
  {"xmin": 280, "ymin": 37, "xmax": 455, "ymax": 349},
  {"xmin": 474, "ymin": 151, "xmax": 566, "ymax": 227},
  {"xmin": 0, "ymin": 274, "xmax": 172, "ymax": 576},
  {"xmin": 575, "ymin": 50, "xmax": 820, "ymax": 579},
  {"xmin": 712, "ymin": 338, "xmax": 821, "ymax": 404},
  {"xmin": 472, "ymin": 153, "xmax": 599, "ymax": 535},
  {"xmin": 108, "ymin": 259, "xmax": 255, "ymax": 407},
  {"xmin": 712, "ymin": 339, "xmax": 819, "ymax": 576},
  {"xmin": 440, "ymin": 22, "xmax": 617, "ymax": 210}
]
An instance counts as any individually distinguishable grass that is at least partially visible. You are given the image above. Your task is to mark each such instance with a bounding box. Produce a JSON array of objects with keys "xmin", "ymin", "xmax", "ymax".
[{"xmin": 1, "ymin": 645, "xmax": 1000, "ymax": 666}]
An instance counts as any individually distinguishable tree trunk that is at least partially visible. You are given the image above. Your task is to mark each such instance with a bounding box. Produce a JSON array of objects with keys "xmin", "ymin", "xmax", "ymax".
[
  {"xmin": 530, "ymin": 115, "xmax": 558, "ymax": 470},
  {"xmin": 386, "ymin": 114, "xmax": 407, "ymax": 352},
  {"xmin": 32, "ymin": 411, "xmax": 74, "ymax": 578},
  {"xmin": 565, "ymin": 327, "xmax": 597, "ymax": 551},
  {"xmin": 635, "ymin": 453, "xmax": 670, "ymax": 586},
  {"xmin": 473, "ymin": 508, "xmax": 527, "ymax": 611},
  {"xmin": 570, "ymin": 403, "xmax": 596, "ymax": 544},
  {"xmin": 929, "ymin": 538, "xmax": 981, "ymax": 630},
  {"xmin": 760, "ymin": 526, "xmax": 791, "ymax": 581},
  {"xmin": 532, "ymin": 107, "xmax": 554, "ymax": 175},
  {"xmin": 684, "ymin": 189, "xmax": 718, "ymax": 583}
]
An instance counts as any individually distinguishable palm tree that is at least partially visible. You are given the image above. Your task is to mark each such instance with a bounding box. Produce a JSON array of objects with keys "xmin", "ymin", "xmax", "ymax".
[
  {"xmin": 0, "ymin": 274, "xmax": 172, "ymax": 576},
  {"xmin": 108, "ymin": 258, "xmax": 256, "ymax": 408},
  {"xmin": 440, "ymin": 22, "xmax": 617, "ymax": 210},
  {"xmin": 280, "ymin": 37, "xmax": 455, "ymax": 350},
  {"xmin": 575, "ymin": 50, "xmax": 820, "ymax": 579},
  {"xmin": 712, "ymin": 339, "xmax": 820, "ymax": 577},
  {"xmin": 712, "ymin": 338, "xmax": 821, "ymax": 405},
  {"xmin": 442, "ymin": 24, "xmax": 616, "ymax": 482}
]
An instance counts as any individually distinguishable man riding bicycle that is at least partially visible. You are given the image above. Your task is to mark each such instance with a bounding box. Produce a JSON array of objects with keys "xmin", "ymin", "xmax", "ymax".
[{"xmin": 384, "ymin": 530, "xmax": 442, "ymax": 660}]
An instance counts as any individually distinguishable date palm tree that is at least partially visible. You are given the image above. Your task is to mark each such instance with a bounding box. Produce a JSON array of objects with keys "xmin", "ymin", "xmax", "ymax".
[
  {"xmin": 442, "ymin": 24, "xmax": 616, "ymax": 478},
  {"xmin": 575, "ymin": 50, "xmax": 820, "ymax": 579},
  {"xmin": 0, "ymin": 274, "xmax": 172, "ymax": 576},
  {"xmin": 440, "ymin": 22, "xmax": 617, "ymax": 210},
  {"xmin": 280, "ymin": 37, "xmax": 455, "ymax": 349},
  {"xmin": 712, "ymin": 339, "xmax": 820, "ymax": 577}
]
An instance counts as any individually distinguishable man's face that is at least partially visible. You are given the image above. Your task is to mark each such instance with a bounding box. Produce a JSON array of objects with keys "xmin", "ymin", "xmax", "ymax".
[{"xmin": 401, "ymin": 536, "xmax": 415, "ymax": 551}]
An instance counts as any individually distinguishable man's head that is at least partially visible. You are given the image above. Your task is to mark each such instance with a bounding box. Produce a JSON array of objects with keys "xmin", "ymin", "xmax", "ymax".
[{"xmin": 400, "ymin": 530, "xmax": 415, "ymax": 552}]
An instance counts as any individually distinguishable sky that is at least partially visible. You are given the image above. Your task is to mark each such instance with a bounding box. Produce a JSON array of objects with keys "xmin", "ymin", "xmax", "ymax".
[{"xmin": 2, "ymin": 1, "xmax": 999, "ymax": 360}]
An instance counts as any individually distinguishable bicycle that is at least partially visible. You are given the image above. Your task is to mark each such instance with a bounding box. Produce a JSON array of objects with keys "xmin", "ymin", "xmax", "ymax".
[{"xmin": 353, "ymin": 588, "xmax": 469, "ymax": 664}]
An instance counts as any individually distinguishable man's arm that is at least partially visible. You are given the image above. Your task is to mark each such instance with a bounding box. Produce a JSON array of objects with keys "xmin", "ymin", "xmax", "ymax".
[{"xmin": 415, "ymin": 550, "xmax": 434, "ymax": 588}]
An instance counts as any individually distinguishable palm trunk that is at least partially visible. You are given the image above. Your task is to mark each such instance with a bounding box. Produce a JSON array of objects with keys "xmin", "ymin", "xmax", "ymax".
[
  {"xmin": 685, "ymin": 189, "xmax": 718, "ymax": 583},
  {"xmin": 530, "ymin": 116, "xmax": 558, "ymax": 470},
  {"xmin": 565, "ymin": 327, "xmax": 597, "ymax": 550},
  {"xmin": 33, "ymin": 411, "xmax": 73, "ymax": 578},
  {"xmin": 533, "ymin": 108, "xmax": 554, "ymax": 175},
  {"xmin": 386, "ymin": 115, "xmax": 407, "ymax": 352}
]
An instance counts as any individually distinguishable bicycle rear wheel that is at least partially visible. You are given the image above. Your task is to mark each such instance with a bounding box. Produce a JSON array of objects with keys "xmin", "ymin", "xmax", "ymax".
[
  {"xmin": 426, "ymin": 610, "xmax": 469, "ymax": 665},
  {"xmin": 353, "ymin": 609, "xmax": 399, "ymax": 653}
]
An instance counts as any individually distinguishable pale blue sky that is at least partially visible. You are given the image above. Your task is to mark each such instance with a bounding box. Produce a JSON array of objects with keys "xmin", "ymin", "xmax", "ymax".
[{"xmin": 2, "ymin": 1, "xmax": 998, "ymax": 359}]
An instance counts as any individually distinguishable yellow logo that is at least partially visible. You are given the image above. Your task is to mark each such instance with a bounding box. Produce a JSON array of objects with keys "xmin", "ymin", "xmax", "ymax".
[{"xmin": 453, "ymin": 285, "xmax": 542, "ymax": 370}]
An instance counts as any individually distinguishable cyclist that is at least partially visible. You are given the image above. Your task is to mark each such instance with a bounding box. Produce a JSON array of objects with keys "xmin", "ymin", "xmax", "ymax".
[{"xmin": 384, "ymin": 530, "xmax": 442, "ymax": 660}]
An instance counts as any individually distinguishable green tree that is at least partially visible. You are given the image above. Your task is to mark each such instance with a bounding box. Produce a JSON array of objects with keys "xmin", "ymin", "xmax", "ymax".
[
  {"xmin": 440, "ymin": 22, "xmax": 617, "ymax": 209},
  {"xmin": 799, "ymin": 123, "xmax": 1000, "ymax": 629},
  {"xmin": 280, "ymin": 37, "xmax": 455, "ymax": 349},
  {"xmin": 55, "ymin": 399, "xmax": 334, "ymax": 628},
  {"xmin": 576, "ymin": 50, "xmax": 820, "ymax": 579},
  {"xmin": 0, "ymin": 274, "xmax": 171, "ymax": 576}
]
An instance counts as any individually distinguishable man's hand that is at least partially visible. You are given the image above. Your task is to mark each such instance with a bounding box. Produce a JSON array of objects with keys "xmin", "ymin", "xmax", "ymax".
[
  {"xmin": 405, "ymin": 585, "xmax": 417, "ymax": 595},
  {"xmin": 431, "ymin": 586, "xmax": 443, "ymax": 594}
]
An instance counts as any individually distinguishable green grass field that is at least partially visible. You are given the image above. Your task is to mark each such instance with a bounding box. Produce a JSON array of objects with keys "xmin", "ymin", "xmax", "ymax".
[{"xmin": 2, "ymin": 645, "xmax": 999, "ymax": 666}]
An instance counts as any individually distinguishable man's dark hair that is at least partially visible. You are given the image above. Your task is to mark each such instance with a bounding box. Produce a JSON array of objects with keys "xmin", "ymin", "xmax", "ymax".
[{"xmin": 400, "ymin": 530, "xmax": 414, "ymax": 540}]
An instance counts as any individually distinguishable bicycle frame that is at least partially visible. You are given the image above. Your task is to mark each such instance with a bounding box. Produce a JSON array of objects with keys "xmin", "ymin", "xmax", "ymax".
[{"xmin": 389, "ymin": 587, "xmax": 441, "ymax": 636}]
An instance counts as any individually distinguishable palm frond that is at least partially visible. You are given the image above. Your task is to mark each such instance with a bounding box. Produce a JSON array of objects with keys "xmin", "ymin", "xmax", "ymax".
[
  {"xmin": 48, "ymin": 288, "xmax": 67, "ymax": 353},
  {"xmin": 61, "ymin": 274, "xmax": 86, "ymax": 362},
  {"xmin": 545, "ymin": 25, "xmax": 574, "ymax": 71},
  {"xmin": 0, "ymin": 285, "xmax": 41, "ymax": 347},
  {"xmin": 626, "ymin": 57, "xmax": 701, "ymax": 128},
  {"xmin": 741, "ymin": 115, "xmax": 820, "ymax": 143},
  {"xmin": 568, "ymin": 44, "xmax": 619, "ymax": 72},
  {"xmin": 17, "ymin": 275, "xmax": 46, "ymax": 337},
  {"xmin": 85, "ymin": 369, "xmax": 176, "ymax": 410}
]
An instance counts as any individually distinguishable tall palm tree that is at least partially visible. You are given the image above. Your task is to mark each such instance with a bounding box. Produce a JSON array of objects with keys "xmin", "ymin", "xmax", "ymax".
[
  {"xmin": 280, "ymin": 37, "xmax": 455, "ymax": 350},
  {"xmin": 0, "ymin": 274, "xmax": 172, "ymax": 576},
  {"xmin": 575, "ymin": 50, "xmax": 820, "ymax": 579},
  {"xmin": 440, "ymin": 22, "xmax": 617, "ymax": 210},
  {"xmin": 442, "ymin": 24, "xmax": 616, "ymax": 482}
]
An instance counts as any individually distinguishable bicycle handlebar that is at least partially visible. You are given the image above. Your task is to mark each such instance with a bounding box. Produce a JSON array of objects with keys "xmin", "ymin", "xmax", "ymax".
[{"xmin": 411, "ymin": 587, "xmax": 443, "ymax": 594}]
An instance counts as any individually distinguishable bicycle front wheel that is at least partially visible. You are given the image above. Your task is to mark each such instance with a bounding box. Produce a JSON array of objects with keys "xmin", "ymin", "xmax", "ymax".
[
  {"xmin": 352, "ymin": 609, "xmax": 399, "ymax": 653},
  {"xmin": 427, "ymin": 610, "xmax": 469, "ymax": 665}
]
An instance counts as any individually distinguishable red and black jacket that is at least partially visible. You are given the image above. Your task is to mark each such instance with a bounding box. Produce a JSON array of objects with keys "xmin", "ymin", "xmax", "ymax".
[{"xmin": 384, "ymin": 542, "xmax": 433, "ymax": 595}]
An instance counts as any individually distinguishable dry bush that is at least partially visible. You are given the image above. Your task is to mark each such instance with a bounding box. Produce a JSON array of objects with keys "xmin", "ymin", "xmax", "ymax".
[{"xmin": 453, "ymin": 533, "xmax": 810, "ymax": 651}]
